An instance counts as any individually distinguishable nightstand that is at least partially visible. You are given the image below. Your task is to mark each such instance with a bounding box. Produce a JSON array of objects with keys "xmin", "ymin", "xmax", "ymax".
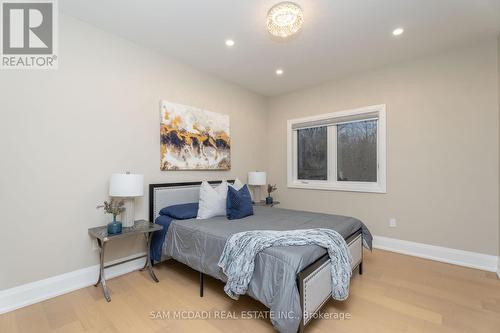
[
  {"xmin": 88, "ymin": 220, "xmax": 162, "ymax": 302},
  {"xmin": 253, "ymin": 200, "xmax": 280, "ymax": 207}
]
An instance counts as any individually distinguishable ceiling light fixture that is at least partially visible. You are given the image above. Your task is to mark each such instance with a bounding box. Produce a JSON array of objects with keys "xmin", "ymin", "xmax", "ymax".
[
  {"xmin": 225, "ymin": 39, "xmax": 235, "ymax": 47},
  {"xmin": 392, "ymin": 28, "xmax": 404, "ymax": 36},
  {"xmin": 275, "ymin": 68, "xmax": 284, "ymax": 76},
  {"xmin": 267, "ymin": 2, "xmax": 304, "ymax": 38}
]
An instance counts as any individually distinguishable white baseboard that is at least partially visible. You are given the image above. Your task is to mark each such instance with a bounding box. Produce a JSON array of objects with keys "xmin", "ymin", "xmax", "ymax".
[
  {"xmin": 0, "ymin": 253, "xmax": 146, "ymax": 314},
  {"xmin": 373, "ymin": 235, "xmax": 499, "ymax": 273},
  {"xmin": 497, "ymin": 258, "xmax": 500, "ymax": 279}
]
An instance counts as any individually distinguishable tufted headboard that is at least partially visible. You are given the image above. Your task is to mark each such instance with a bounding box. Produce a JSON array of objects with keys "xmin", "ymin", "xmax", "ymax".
[{"xmin": 148, "ymin": 180, "xmax": 234, "ymax": 222}]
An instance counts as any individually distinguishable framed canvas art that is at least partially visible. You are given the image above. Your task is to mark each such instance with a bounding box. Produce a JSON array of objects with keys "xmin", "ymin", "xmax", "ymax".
[{"xmin": 160, "ymin": 100, "xmax": 231, "ymax": 170}]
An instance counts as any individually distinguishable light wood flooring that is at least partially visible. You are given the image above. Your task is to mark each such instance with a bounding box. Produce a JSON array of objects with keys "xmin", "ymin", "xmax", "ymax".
[{"xmin": 1, "ymin": 249, "xmax": 499, "ymax": 333}]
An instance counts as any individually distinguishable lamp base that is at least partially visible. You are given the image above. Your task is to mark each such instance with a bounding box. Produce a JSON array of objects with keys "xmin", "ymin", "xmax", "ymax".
[
  {"xmin": 123, "ymin": 198, "xmax": 136, "ymax": 228},
  {"xmin": 251, "ymin": 186, "xmax": 262, "ymax": 203}
]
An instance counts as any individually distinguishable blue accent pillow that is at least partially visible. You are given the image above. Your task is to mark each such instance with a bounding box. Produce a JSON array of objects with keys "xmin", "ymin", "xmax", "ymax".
[
  {"xmin": 226, "ymin": 185, "xmax": 254, "ymax": 220},
  {"xmin": 159, "ymin": 202, "xmax": 199, "ymax": 219}
]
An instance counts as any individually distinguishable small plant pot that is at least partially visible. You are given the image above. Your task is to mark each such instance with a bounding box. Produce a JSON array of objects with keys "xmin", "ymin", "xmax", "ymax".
[
  {"xmin": 107, "ymin": 220, "xmax": 122, "ymax": 234},
  {"xmin": 266, "ymin": 196, "xmax": 273, "ymax": 205}
]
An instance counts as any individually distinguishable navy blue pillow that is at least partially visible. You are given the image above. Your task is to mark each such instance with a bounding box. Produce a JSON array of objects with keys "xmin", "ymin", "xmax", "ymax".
[
  {"xmin": 159, "ymin": 202, "xmax": 199, "ymax": 219},
  {"xmin": 226, "ymin": 185, "xmax": 254, "ymax": 220}
]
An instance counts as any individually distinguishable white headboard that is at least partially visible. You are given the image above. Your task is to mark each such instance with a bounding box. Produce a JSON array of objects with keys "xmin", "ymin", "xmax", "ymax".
[{"xmin": 148, "ymin": 180, "xmax": 234, "ymax": 221}]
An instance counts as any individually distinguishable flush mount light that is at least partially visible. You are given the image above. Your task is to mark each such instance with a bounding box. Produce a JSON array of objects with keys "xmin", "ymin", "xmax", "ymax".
[
  {"xmin": 275, "ymin": 68, "xmax": 284, "ymax": 76},
  {"xmin": 267, "ymin": 2, "xmax": 304, "ymax": 38},
  {"xmin": 225, "ymin": 39, "xmax": 235, "ymax": 47},
  {"xmin": 392, "ymin": 28, "xmax": 404, "ymax": 36}
]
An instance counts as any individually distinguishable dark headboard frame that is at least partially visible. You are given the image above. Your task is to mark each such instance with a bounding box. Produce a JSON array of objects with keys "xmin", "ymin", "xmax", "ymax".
[{"xmin": 148, "ymin": 180, "xmax": 234, "ymax": 222}]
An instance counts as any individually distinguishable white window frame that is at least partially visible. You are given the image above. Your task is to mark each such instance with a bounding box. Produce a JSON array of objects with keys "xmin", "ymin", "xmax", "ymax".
[{"xmin": 287, "ymin": 104, "xmax": 387, "ymax": 193}]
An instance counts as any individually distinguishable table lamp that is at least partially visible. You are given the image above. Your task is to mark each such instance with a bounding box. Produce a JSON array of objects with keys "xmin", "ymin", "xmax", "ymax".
[
  {"xmin": 248, "ymin": 171, "xmax": 267, "ymax": 203},
  {"xmin": 109, "ymin": 173, "xmax": 144, "ymax": 228}
]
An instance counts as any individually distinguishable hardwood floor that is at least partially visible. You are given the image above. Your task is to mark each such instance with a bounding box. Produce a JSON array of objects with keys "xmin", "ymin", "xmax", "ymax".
[{"xmin": 1, "ymin": 249, "xmax": 499, "ymax": 333}]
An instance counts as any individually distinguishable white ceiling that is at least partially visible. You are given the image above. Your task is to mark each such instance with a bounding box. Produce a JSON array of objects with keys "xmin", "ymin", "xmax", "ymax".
[{"xmin": 61, "ymin": 0, "xmax": 500, "ymax": 96}]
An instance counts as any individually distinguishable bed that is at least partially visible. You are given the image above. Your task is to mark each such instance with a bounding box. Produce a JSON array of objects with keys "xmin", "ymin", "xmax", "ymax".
[{"xmin": 149, "ymin": 181, "xmax": 372, "ymax": 333}]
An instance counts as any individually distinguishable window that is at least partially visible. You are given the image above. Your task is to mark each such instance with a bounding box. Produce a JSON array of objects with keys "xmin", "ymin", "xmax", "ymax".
[
  {"xmin": 297, "ymin": 127, "xmax": 328, "ymax": 180},
  {"xmin": 337, "ymin": 120, "xmax": 377, "ymax": 182},
  {"xmin": 287, "ymin": 105, "xmax": 386, "ymax": 193}
]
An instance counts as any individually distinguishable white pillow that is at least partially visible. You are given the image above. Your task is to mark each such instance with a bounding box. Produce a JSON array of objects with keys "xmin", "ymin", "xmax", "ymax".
[
  {"xmin": 230, "ymin": 178, "xmax": 245, "ymax": 190},
  {"xmin": 197, "ymin": 180, "xmax": 228, "ymax": 219}
]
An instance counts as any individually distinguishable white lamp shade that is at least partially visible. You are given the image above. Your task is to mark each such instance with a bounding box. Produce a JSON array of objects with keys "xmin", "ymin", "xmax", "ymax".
[
  {"xmin": 248, "ymin": 171, "xmax": 267, "ymax": 186},
  {"xmin": 109, "ymin": 173, "xmax": 144, "ymax": 197}
]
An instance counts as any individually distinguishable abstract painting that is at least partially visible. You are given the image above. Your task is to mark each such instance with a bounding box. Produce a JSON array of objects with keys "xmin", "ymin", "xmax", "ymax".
[{"xmin": 160, "ymin": 100, "xmax": 230, "ymax": 170}]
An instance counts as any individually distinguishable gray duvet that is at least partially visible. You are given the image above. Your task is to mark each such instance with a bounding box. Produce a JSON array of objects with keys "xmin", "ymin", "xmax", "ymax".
[{"xmin": 163, "ymin": 206, "xmax": 372, "ymax": 333}]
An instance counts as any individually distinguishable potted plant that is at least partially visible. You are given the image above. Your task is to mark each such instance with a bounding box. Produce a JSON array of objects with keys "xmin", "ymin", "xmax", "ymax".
[
  {"xmin": 266, "ymin": 184, "xmax": 277, "ymax": 205},
  {"xmin": 97, "ymin": 199, "xmax": 125, "ymax": 234}
]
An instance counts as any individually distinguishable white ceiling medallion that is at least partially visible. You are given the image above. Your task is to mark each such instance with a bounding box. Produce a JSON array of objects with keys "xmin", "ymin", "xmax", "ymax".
[{"xmin": 267, "ymin": 2, "xmax": 304, "ymax": 38}]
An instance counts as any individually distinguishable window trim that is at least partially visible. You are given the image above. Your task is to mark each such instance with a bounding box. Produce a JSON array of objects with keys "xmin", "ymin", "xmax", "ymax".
[{"xmin": 287, "ymin": 104, "xmax": 387, "ymax": 193}]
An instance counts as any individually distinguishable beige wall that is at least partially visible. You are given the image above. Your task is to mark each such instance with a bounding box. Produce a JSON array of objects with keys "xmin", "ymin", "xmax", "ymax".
[
  {"xmin": 498, "ymin": 34, "xmax": 500, "ymax": 262},
  {"xmin": 267, "ymin": 39, "xmax": 500, "ymax": 256},
  {"xmin": 0, "ymin": 15, "xmax": 267, "ymax": 289}
]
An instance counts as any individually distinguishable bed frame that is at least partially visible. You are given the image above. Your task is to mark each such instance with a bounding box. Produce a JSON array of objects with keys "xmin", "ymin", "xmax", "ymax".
[{"xmin": 149, "ymin": 181, "xmax": 363, "ymax": 333}]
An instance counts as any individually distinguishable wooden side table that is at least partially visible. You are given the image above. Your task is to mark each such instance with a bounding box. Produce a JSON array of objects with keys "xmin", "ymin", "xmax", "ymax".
[{"xmin": 88, "ymin": 220, "xmax": 162, "ymax": 302}]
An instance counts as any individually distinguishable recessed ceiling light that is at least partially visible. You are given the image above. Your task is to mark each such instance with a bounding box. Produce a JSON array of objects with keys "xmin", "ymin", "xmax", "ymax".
[
  {"xmin": 275, "ymin": 69, "xmax": 284, "ymax": 76},
  {"xmin": 225, "ymin": 39, "xmax": 235, "ymax": 47},
  {"xmin": 392, "ymin": 28, "xmax": 404, "ymax": 36},
  {"xmin": 267, "ymin": 2, "xmax": 304, "ymax": 38}
]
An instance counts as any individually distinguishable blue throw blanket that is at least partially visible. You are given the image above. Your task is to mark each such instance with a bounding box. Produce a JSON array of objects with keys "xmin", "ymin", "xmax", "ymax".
[
  {"xmin": 218, "ymin": 228, "xmax": 352, "ymax": 301},
  {"xmin": 151, "ymin": 203, "xmax": 199, "ymax": 262}
]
